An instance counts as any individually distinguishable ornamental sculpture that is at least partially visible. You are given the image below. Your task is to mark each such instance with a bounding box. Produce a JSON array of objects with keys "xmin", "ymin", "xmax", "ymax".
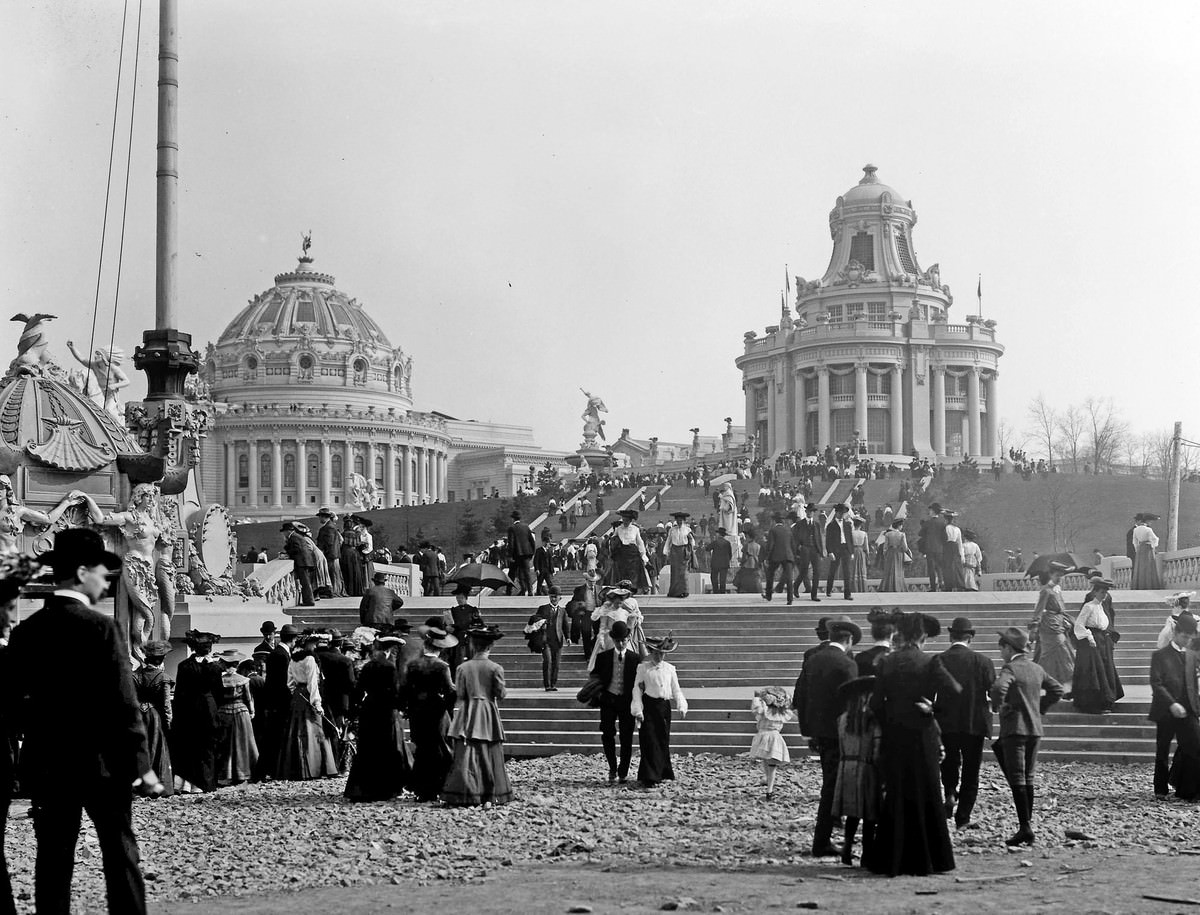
[{"xmin": 580, "ymin": 387, "xmax": 607, "ymax": 446}]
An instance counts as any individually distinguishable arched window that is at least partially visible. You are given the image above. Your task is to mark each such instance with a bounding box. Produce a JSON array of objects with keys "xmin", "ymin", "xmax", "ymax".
[
  {"xmin": 259, "ymin": 452, "xmax": 271, "ymax": 486},
  {"xmin": 374, "ymin": 456, "xmax": 384, "ymax": 486},
  {"xmin": 331, "ymin": 453, "xmax": 344, "ymax": 486},
  {"xmin": 395, "ymin": 458, "xmax": 403, "ymax": 486},
  {"xmin": 283, "ymin": 454, "xmax": 296, "ymax": 487},
  {"xmin": 237, "ymin": 454, "xmax": 249, "ymax": 487},
  {"xmin": 353, "ymin": 455, "xmax": 365, "ymax": 475},
  {"xmin": 307, "ymin": 453, "xmax": 319, "ymax": 489}
]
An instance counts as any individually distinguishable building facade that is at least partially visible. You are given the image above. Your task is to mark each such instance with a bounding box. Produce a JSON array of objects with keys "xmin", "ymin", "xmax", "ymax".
[
  {"xmin": 197, "ymin": 253, "xmax": 564, "ymax": 519},
  {"xmin": 735, "ymin": 165, "xmax": 1004, "ymax": 460}
]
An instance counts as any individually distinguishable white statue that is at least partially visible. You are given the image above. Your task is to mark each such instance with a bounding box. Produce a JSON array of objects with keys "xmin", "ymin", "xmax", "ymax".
[
  {"xmin": 65, "ymin": 340, "xmax": 130, "ymax": 419},
  {"xmin": 8, "ymin": 313, "xmax": 57, "ymax": 376},
  {"xmin": 579, "ymin": 387, "xmax": 608, "ymax": 445},
  {"xmin": 717, "ymin": 481, "xmax": 741, "ymax": 563},
  {"xmin": 0, "ymin": 477, "xmax": 85, "ymax": 554},
  {"xmin": 347, "ymin": 471, "xmax": 378, "ymax": 511}
]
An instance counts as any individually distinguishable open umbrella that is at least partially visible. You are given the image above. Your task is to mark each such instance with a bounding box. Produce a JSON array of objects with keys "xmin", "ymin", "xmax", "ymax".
[
  {"xmin": 1024, "ymin": 552, "xmax": 1088, "ymax": 579},
  {"xmin": 710, "ymin": 472, "xmax": 738, "ymax": 487},
  {"xmin": 444, "ymin": 561, "xmax": 513, "ymax": 603}
]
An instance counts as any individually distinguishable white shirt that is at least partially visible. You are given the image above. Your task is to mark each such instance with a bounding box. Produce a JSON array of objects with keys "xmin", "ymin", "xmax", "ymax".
[
  {"xmin": 1073, "ymin": 599, "xmax": 1110, "ymax": 640},
  {"xmin": 287, "ymin": 654, "xmax": 323, "ymax": 712},
  {"xmin": 666, "ymin": 524, "xmax": 693, "ymax": 548},
  {"xmin": 630, "ymin": 659, "xmax": 688, "ymax": 718},
  {"xmin": 53, "ymin": 588, "xmax": 93, "ymax": 606},
  {"xmin": 1133, "ymin": 524, "xmax": 1159, "ymax": 548}
]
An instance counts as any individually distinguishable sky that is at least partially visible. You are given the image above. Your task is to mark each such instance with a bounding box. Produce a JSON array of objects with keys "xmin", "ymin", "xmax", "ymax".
[{"xmin": 2, "ymin": 0, "xmax": 1198, "ymax": 456}]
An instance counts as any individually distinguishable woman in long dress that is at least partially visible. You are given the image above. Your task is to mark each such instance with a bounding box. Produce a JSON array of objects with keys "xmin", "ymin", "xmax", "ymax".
[
  {"xmin": 834, "ymin": 676, "xmax": 882, "ymax": 865},
  {"xmin": 345, "ymin": 636, "xmax": 411, "ymax": 801},
  {"xmin": 1157, "ymin": 592, "xmax": 1195, "ymax": 648},
  {"xmin": 134, "ymin": 640, "xmax": 174, "ymax": 797},
  {"xmin": 735, "ymin": 530, "xmax": 762, "ymax": 594},
  {"xmin": 961, "ymin": 530, "xmax": 983, "ymax": 591},
  {"xmin": 341, "ymin": 516, "xmax": 368, "ymax": 597},
  {"xmin": 1130, "ymin": 517, "xmax": 1162, "ymax": 589},
  {"xmin": 588, "ymin": 585, "xmax": 645, "ymax": 671},
  {"xmin": 1030, "ymin": 566, "xmax": 1075, "ymax": 692},
  {"xmin": 442, "ymin": 627, "xmax": 513, "ymax": 806},
  {"xmin": 403, "ymin": 625, "xmax": 458, "ymax": 801},
  {"xmin": 941, "ymin": 511, "xmax": 967, "ymax": 591},
  {"xmin": 214, "ymin": 651, "xmax": 258, "ymax": 785},
  {"xmin": 277, "ymin": 636, "xmax": 339, "ymax": 780},
  {"xmin": 877, "ymin": 520, "xmax": 910, "ymax": 593},
  {"xmin": 865, "ymin": 613, "xmax": 959, "ymax": 877},
  {"xmin": 1071, "ymin": 590, "xmax": 1124, "ymax": 713},
  {"xmin": 849, "ymin": 519, "xmax": 869, "ymax": 594},
  {"xmin": 631, "ymin": 634, "xmax": 688, "ymax": 789}
]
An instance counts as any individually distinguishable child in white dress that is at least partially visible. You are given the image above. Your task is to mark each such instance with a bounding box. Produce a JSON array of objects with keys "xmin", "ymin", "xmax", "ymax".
[{"xmin": 748, "ymin": 685, "xmax": 794, "ymax": 799}]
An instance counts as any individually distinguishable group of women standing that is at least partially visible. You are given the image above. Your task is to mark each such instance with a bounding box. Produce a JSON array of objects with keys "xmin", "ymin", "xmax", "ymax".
[{"xmin": 1029, "ymin": 564, "xmax": 1124, "ymax": 714}]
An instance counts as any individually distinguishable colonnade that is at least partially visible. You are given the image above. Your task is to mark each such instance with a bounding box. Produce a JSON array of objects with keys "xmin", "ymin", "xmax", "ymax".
[{"xmin": 223, "ymin": 436, "xmax": 449, "ymax": 510}]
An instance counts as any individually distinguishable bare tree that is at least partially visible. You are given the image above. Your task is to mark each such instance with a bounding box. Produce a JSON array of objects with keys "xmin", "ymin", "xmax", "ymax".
[
  {"xmin": 1025, "ymin": 394, "xmax": 1057, "ymax": 462},
  {"xmin": 1037, "ymin": 475, "xmax": 1098, "ymax": 551},
  {"xmin": 1054, "ymin": 403, "xmax": 1086, "ymax": 473},
  {"xmin": 1083, "ymin": 396, "xmax": 1129, "ymax": 473},
  {"xmin": 998, "ymin": 419, "xmax": 1030, "ymax": 459}
]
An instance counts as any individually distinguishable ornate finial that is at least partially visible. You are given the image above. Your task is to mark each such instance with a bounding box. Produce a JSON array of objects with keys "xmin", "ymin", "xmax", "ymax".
[
  {"xmin": 300, "ymin": 231, "xmax": 313, "ymax": 263},
  {"xmin": 860, "ymin": 164, "xmax": 879, "ymax": 185}
]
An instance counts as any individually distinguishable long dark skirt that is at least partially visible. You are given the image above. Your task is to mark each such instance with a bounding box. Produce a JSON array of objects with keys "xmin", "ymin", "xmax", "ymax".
[
  {"xmin": 734, "ymin": 567, "xmax": 762, "ymax": 594},
  {"xmin": 276, "ymin": 688, "xmax": 338, "ymax": 780},
  {"xmin": 1131, "ymin": 542, "xmax": 1161, "ymax": 589},
  {"xmin": 637, "ymin": 697, "xmax": 675, "ymax": 786},
  {"xmin": 667, "ymin": 545, "xmax": 689, "ymax": 598},
  {"xmin": 878, "ymin": 549, "xmax": 907, "ymax": 592},
  {"xmin": 865, "ymin": 723, "xmax": 955, "ymax": 876},
  {"xmin": 408, "ymin": 707, "xmax": 453, "ymax": 801},
  {"xmin": 216, "ymin": 702, "xmax": 259, "ymax": 784},
  {"xmin": 613, "ymin": 543, "xmax": 646, "ymax": 592},
  {"xmin": 1072, "ymin": 631, "xmax": 1124, "ymax": 713},
  {"xmin": 345, "ymin": 707, "xmax": 412, "ymax": 802},
  {"xmin": 141, "ymin": 705, "xmax": 174, "ymax": 797},
  {"xmin": 441, "ymin": 739, "xmax": 512, "ymax": 806},
  {"xmin": 342, "ymin": 546, "xmax": 366, "ymax": 596}
]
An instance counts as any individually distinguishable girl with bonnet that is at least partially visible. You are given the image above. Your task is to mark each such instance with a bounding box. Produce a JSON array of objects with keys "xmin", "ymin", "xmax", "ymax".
[{"xmin": 748, "ymin": 685, "xmax": 793, "ymax": 799}]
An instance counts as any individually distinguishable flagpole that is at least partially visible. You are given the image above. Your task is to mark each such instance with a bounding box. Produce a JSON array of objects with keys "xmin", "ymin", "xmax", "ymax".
[{"xmin": 977, "ymin": 273, "xmax": 982, "ymax": 317}]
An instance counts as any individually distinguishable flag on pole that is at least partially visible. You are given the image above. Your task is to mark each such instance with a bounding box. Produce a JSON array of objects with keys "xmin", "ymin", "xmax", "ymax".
[
  {"xmin": 977, "ymin": 274, "xmax": 982, "ymax": 316},
  {"xmin": 785, "ymin": 265, "xmax": 791, "ymax": 298}
]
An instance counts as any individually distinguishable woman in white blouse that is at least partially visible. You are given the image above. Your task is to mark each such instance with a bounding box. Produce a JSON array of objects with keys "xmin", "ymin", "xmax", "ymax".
[
  {"xmin": 587, "ymin": 583, "xmax": 646, "ymax": 671},
  {"xmin": 961, "ymin": 530, "xmax": 983, "ymax": 591},
  {"xmin": 630, "ymin": 634, "xmax": 688, "ymax": 788},
  {"xmin": 1130, "ymin": 518, "xmax": 1162, "ymax": 589},
  {"xmin": 277, "ymin": 634, "xmax": 339, "ymax": 779},
  {"xmin": 1071, "ymin": 582, "xmax": 1125, "ymax": 714}
]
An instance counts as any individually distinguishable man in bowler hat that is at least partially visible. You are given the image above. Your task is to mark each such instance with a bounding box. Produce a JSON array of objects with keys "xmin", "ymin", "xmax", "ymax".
[
  {"xmin": 791, "ymin": 503, "xmax": 825, "ymax": 601},
  {"xmin": 824, "ymin": 504, "xmax": 855, "ymax": 600},
  {"xmin": 5, "ymin": 528, "xmax": 160, "ymax": 914},
  {"xmin": 936, "ymin": 617, "xmax": 996, "ymax": 829},
  {"xmin": 708, "ymin": 527, "xmax": 733, "ymax": 594},
  {"xmin": 506, "ymin": 511, "xmax": 536, "ymax": 596},
  {"xmin": 281, "ymin": 521, "xmax": 318, "ymax": 607},
  {"xmin": 1148, "ymin": 610, "xmax": 1200, "ymax": 799},
  {"xmin": 589, "ymin": 620, "xmax": 639, "ymax": 783}
]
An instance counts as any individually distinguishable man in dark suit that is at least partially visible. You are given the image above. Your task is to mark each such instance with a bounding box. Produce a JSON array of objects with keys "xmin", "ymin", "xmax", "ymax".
[
  {"xmin": 708, "ymin": 527, "xmax": 733, "ymax": 594},
  {"xmin": 792, "ymin": 503, "xmax": 825, "ymax": 601},
  {"xmin": 920, "ymin": 502, "xmax": 947, "ymax": 591},
  {"xmin": 526, "ymin": 585, "xmax": 571, "ymax": 691},
  {"xmin": 824, "ymin": 504, "xmax": 855, "ymax": 600},
  {"xmin": 315, "ymin": 508, "xmax": 345, "ymax": 597},
  {"xmin": 359, "ymin": 570, "xmax": 405, "ymax": 629},
  {"xmin": 793, "ymin": 615, "xmax": 860, "ymax": 857},
  {"xmin": 1148, "ymin": 611, "xmax": 1200, "ymax": 799},
  {"xmin": 991, "ymin": 627, "xmax": 1064, "ymax": 846},
  {"xmin": 936, "ymin": 616, "xmax": 996, "ymax": 829},
  {"xmin": 259, "ymin": 623, "xmax": 298, "ymax": 780},
  {"xmin": 314, "ymin": 631, "xmax": 358, "ymax": 771},
  {"xmin": 763, "ymin": 512, "xmax": 796, "ymax": 603},
  {"xmin": 415, "ymin": 542, "xmax": 441, "ymax": 597},
  {"xmin": 589, "ymin": 620, "xmax": 639, "ymax": 783},
  {"xmin": 281, "ymin": 521, "xmax": 318, "ymax": 606},
  {"xmin": 507, "ymin": 511, "xmax": 536, "ymax": 596},
  {"xmin": 5, "ymin": 529, "xmax": 159, "ymax": 914},
  {"xmin": 533, "ymin": 530, "xmax": 556, "ymax": 596}
]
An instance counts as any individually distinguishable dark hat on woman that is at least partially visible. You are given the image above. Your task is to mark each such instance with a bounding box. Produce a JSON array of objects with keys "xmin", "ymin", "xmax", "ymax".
[
  {"xmin": 1091, "ymin": 577, "xmax": 1115, "ymax": 590},
  {"xmin": 183, "ymin": 629, "xmax": 220, "ymax": 649},
  {"xmin": 837, "ymin": 675, "xmax": 876, "ymax": 700},
  {"xmin": 453, "ymin": 582, "xmax": 473, "ymax": 597},
  {"xmin": 317, "ymin": 507, "xmax": 337, "ymax": 518},
  {"xmin": 826, "ymin": 615, "xmax": 862, "ymax": 645},
  {"xmin": 890, "ymin": 518, "xmax": 905, "ymax": 529},
  {"xmin": 143, "ymin": 639, "xmax": 172, "ymax": 659},
  {"xmin": 466, "ymin": 625, "xmax": 504, "ymax": 644},
  {"xmin": 645, "ymin": 632, "xmax": 678, "ymax": 654},
  {"xmin": 948, "ymin": 616, "xmax": 975, "ymax": 636},
  {"xmin": 610, "ymin": 620, "xmax": 631, "ymax": 641},
  {"xmin": 671, "ymin": 511, "xmax": 690, "ymax": 520},
  {"xmin": 617, "ymin": 509, "xmax": 639, "ymax": 520},
  {"xmin": 997, "ymin": 626, "xmax": 1028, "ymax": 652}
]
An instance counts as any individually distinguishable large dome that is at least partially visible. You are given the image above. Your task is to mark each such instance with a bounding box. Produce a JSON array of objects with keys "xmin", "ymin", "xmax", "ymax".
[
  {"xmin": 841, "ymin": 164, "xmax": 909, "ymax": 207},
  {"xmin": 218, "ymin": 257, "xmax": 392, "ymax": 346}
]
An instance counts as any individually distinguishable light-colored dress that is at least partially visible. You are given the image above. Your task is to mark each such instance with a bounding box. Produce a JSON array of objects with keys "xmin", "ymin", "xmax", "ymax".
[
  {"xmin": 961, "ymin": 541, "xmax": 983, "ymax": 591},
  {"xmin": 748, "ymin": 697, "xmax": 793, "ymax": 764},
  {"xmin": 587, "ymin": 601, "xmax": 646, "ymax": 670},
  {"xmin": 850, "ymin": 529, "xmax": 869, "ymax": 593},
  {"xmin": 1031, "ymin": 584, "xmax": 1075, "ymax": 687},
  {"xmin": 1131, "ymin": 524, "xmax": 1162, "ymax": 589},
  {"xmin": 878, "ymin": 530, "xmax": 909, "ymax": 592}
]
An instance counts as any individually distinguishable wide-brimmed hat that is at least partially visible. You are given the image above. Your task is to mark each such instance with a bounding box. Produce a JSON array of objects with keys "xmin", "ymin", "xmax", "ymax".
[
  {"xmin": 645, "ymin": 632, "xmax": 678, "ymax": 654},
  {"xmin": 837, "ymin": 675, "xmax": 876, "ymax": 700},
  {"xmin": 317, "ymin": 507, "xmax": 337, "ymax": 519},
  {"xmin": 826, "ymin": 615, "xmax": 862, "ymax": 645},
  {"xmin": 466, "ymin": 624, "xmax": 504, "ymax": 644},
  {"xmin": 38, "ymin": 528, "xmax": 121, "ymax": 575},
  {"xmin": 1177, "ymin": 612, "xmax": 1199, "ymax": 635},
  {"xmin": 617, "ymin": 509, "xmax": 639, "ymax": 520},
  {"xmin": 610, "ymin": 620, "xmax": 631, "ymax": 641},
  {"xmin": 804, "ymin": 503, "xmax": 817, "ymax": 513},
  {"xmin": 353, "ymin": 516, "xmax": 373, "ymax": 528},
  {"xmin": 279, "ymin": 522, "xmax": 295, "ymax": 532},
  {"xmin": 604, "ymin": 587, "xmax": 632, "ymax": 601},
  {"xmin": 1091, "ymin": 577, "xmax": 1115, "ymax": 589},
  {"xmin": 998, "ymin": 627, "xmax": 1028, "ymax": 652},
  {"xmin": 214, "ymin": 648, "xmax": 245, "ymax": 664},
  {"xmin": 948, "ymin": 616, "xmax": 975, "ymax": 636},
  {"xmin": 715, "ymin": 527, "xmax": 727, "ymax": 535},
  {"xmin": 1167, "ymin": 591, "xmax": 1195, "ymax": 608},
  {"xmin": 942, "ymin": 510, "xmax": 958, "ymax": 519},
  {"xmin": 143, "ymin": 639, "xmax": 172, "ymax": 659},
  {"xmin": 183, "ymin": 629, "xmax": 220, "ymax": 649},
  {"xmin": 377, "ymin": 635, "xmax": 406, "ymax": 647},
  {"xmin": 671, "ymin": 511, "xmax": 690, "ymax": 520}
]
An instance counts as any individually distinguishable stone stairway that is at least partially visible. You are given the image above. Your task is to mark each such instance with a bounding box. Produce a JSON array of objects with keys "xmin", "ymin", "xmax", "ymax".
[{"xmin": 293, "ymin": 591, "xmax": 1167, "ymax": 764}]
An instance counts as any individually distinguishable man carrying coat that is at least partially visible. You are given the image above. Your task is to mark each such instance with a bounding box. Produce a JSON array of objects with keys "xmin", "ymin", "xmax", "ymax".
[
  {"xmin": 936, "ymin": 616, "xmax": 996, "ymax": 829},
  {"xmin": 1148, "ymin": 610, "xmax": 1200, "ymax": 799},
  {"xmin": 525, "ymin": 585, "xmax": 571, "ymax": 691}
]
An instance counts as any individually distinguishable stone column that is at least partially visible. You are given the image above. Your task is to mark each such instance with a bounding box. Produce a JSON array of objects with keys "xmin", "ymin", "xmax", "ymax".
[
  {"xmin": 889, "ymin": 365, "xmax": 903, "ymax": 454},
  {"xmin": 248, "ymin": 439, "xmax": 259, "ymax": 507},
  {"xmin": 931, "ymin": 367, "xmax": 946, "ymax": 456},
  {"xmin": 765, "ymin": 380, "xmax": 777, "ymax": 455},
  {"xmin": 366, "ymin": 439, "xmax": 377, "ymax": 499},
  {"xmin": 224, "ymin": 440, "xmax": 235, "ymax": 504},
  {"xmin": 436, "ymin": 451, "xmax": 446, "ymax": 501},
  {"xmin": 385, "ymin": 442, "xmax": 397, "ymax": 507},
  {"xmin": 296, "ymin": 439, "xmax": 308, "ymax": 509},
  {"xmin": 425, "ymin": 448, "xmax": 433, "ymax": 501},
  {"xmin": 743, "ymin": 382, "xmax": 756, "ymax": 447},
  {"xmin": 985, "ymin": 373, "xmax": 1000, "ymax": 457},
  {"xmin": 270, "ymin": 439, "xmax": 283, "ymax": 509},
  {"xmin": 817, "ymin": 368, "xmax": 831, "ymax": 449},
  {"xmin": 417, "ymin": 447, "xmax": 428, "ymax": 502},
  {"xmin": 401, "ymin": 444, "xmax": 412, "ymax": 505},
  {"xmin": 854, "ymin": 363, "xmax": 869, "ymax": 446},
  {"xmin": 967, "ymin": 367, "xmax": 982, "ymax": 457},
  {"xmin": 320, "ymin": 439, "xmax": 331, "ymax": 508},
  {"xmin": 794, "ymin": 374, "xmax": 807, "ymax": 455}
]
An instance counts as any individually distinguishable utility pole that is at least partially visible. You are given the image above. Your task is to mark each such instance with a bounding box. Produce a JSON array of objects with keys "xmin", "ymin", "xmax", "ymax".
[{"xmin": 1167, "ymin": 421, "xmax": 1182, "ymax": 551}]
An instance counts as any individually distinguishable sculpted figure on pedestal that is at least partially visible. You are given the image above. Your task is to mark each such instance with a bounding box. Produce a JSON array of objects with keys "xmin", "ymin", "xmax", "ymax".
[{"xmin": 65, "ymin": 340, "xmax": 130, "ymax": 420}]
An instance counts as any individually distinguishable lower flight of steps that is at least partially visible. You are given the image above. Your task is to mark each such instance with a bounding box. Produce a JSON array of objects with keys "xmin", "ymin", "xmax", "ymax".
[{"xmin": 294, "ymin": 594, "xmax": 1167, "ymax": 764}]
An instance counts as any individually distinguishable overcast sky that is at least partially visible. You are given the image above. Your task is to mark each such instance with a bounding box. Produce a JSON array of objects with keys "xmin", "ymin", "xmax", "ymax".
[{"xmin": 2, "ymin": 1, "xmax": 1197, "ymax": 455}]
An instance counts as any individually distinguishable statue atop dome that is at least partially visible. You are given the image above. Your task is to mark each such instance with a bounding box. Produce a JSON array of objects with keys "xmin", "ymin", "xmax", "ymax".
[
  {"xmin": 301, "ymin": 230, "xmax": 312, "ymax": 258},
  {"xmin": 8, "ymin": 313, "xmax": 57, "ymax": 376}
]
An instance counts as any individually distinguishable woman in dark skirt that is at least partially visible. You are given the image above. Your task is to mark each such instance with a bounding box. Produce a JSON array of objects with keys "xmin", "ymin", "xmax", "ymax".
[
  {"xmin": 865, "ymin": 612, "xmax": 960, "ymax": 877},
  {"xmin": 171, "ymin": 630, "xmax": 224, "ymax": 793},
  {"xmin": 402, "ymin": 625, "xmax": 458, "ymax": 801},
  {"xmin": 1071, "ymin": 584, "xmax": 1124, "ymax": 714},
  {"xmin": 341, "ymin": 516, "xmax": 368, "ymax": 597},
  {"xmin": 134, "ymin": 640, "xmax": 174, "ymax": 797},
  {"xmin": 631, "ymin": 634, "xmax": 688, "ymax": 788},
  {"xmin": 345, "ymin": 635, "xmax": 411, "ymax": 802},
  {"xmin": 277, "ymin": 635, "xmax": 339, "ymax": 780},
  {"xmin": 441, "ymin": 626, "xmax": 512, "ymax": 806},
  {"xmin": 214, "ymin": 650, "xmax": 258, "ymax": 785}
]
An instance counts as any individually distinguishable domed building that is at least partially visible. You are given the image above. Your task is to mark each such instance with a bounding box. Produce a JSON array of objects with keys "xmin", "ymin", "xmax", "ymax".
[
  {"xmin": 197, "ymin": 251, "xmax": 563, "ymax": 519},
  {"xmin": 735, "ymin": 165, "xmax": 1004, "ymax": 460}
]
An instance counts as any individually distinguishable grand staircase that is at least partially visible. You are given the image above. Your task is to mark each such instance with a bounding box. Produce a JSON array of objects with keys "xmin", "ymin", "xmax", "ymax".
[{"xmin": 294, "ymin": 591, "xmax": 1167, "ymax": 764}]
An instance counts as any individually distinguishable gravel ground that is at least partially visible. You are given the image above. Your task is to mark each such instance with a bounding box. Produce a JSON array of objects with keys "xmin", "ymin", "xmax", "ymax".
[{"xmin": 2, "ymin": 754, "xmax": 1191, "ymax": 913}]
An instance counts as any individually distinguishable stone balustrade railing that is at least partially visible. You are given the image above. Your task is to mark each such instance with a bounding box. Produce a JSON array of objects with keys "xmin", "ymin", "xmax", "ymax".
[
  {"xmin": 245, "ymin": 559, "xmax": 299, "ymax": 606},
  {"xmin": 365, "ymin": 561, "xmax": 422, "ymax": 597}
]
